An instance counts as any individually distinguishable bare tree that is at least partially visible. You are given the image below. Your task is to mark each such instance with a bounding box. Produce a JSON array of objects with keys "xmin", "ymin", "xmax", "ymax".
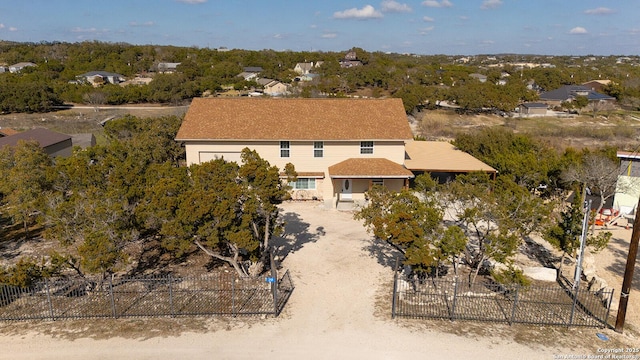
[
  {"xmin": 82, "ymin": 91, "xmax": 107, "ymax": 112},
  {"xmin": 561, "ymin": 153, "xmax": 622, "ymax": 234}
]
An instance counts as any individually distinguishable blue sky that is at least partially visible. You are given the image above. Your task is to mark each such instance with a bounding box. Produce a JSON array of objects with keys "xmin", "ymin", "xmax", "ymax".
[{"xmin": 0, "ymin": 0, "xmax": 638, "ymax": 55}]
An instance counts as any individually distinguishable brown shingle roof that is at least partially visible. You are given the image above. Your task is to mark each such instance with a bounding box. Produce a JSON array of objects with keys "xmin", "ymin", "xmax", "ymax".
[
  {"xmin": 404, "ymin": 141, "xmax": 497, "ymax": 173},
  {"xmin": 329, "ymin": 158, "xmax": 414, "ymax": 178},
  {"xmin": 0, "ymin": 128, "xmax": 71, "ymax": 148},
  {"xmin": 0, "ymin": 128, "xmax": 19, "ymax": 137},
  {"xmin": 175, "ymin": 98, "xmax": 413, "ymax": 141}
]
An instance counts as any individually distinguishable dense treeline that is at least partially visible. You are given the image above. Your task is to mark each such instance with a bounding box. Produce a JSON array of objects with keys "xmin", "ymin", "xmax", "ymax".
[
  {"xmin": 1, "ymin": 41, "xmax": 640, "ymax": 113},
  {"xmin": 0, "ymin": 114, "xmax": 617, "ymax": 285},
  {"xmin": 0, "ymin": 115, "xmax": 296, "ymax": 284}
]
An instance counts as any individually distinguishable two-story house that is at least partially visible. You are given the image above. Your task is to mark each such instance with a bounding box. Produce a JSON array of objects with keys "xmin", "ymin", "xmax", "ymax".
[{"xmin": 175, "ymin": 98, "xmax": 414, "ymax": 208}]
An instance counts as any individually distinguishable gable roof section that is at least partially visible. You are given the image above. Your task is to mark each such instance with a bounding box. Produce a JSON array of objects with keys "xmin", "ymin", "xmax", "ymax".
[
  {"xmin": 539, "ymin": 85, "xmax": 615, "ymax": 102},
  {"xmin": 404, "ymin": 141, "xmax": 497, "ymax": 174},
  {"xmin": 0, "ymin": 128, "xmax": 71, "ymax": 148},
  {"xmin": 329, "ymin": 158, "xmax": 414, "ymax": 178},
  {"xmin": 176, "ymin": 98, "xmax": 413, "ymax": 141}
]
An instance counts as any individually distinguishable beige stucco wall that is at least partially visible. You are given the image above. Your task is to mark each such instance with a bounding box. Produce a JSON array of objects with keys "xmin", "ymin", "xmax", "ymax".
[{"xmin": 183, "ymin": 140, "xmax": 408, "ymax": 207}]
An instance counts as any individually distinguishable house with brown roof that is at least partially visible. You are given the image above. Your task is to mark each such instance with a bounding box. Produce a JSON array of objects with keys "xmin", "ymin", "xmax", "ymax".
[
  {"xmin": 0, "ymin": 128, "xmax": 72, "ymax": 157},
  {"xmin": 175, "ymin": 98, "xmax": 414, "ymax": 208}
]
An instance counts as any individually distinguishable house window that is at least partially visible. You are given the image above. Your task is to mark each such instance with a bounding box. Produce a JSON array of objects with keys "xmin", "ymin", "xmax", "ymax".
[
  {"xmin": 360, "ymin": 141, "xmax": 374, "ymax": 154},
  {"xmin": 280, "ymin": 141, "xmax": 290, "ymax": 158},
  {"xmin": 314, "ymin": 141, "xmax": 324, "ymax": 158},
  {"xmin": 290, "ymin": 178, "xmax": 316, "ymax": 190},
  {"xmin": 372, "ymin": 179, "xmax": 384, "ymax": 186}
]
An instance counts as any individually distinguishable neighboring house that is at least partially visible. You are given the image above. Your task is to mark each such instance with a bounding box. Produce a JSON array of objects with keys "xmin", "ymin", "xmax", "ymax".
[
  {"xmin": 469, "ymin": 73, "xmax": 487, "ymax": 83},
  {"xmin": 175, "ymin": 98, "xmax": 414, "ymax": 208},
  {"xmin": 293, "ymin": 62, "xmax": 322, "ymax": 75},
  {"xmin": 237, "ymin": 71, "xmax": 258, "ymax": 81},
  {"xmin": 76, "ymin": 71, "xmax": 126, "ymax": 86},
  {"xmin": 9, "ymin": 62, "xmax": 36, "ymax": 73},
  {"xmin": 243, "ymin": 67, "xmax": 263, "ymax": 74},
  {"xmin": 518, "ymin": 102, "xmax": 548, "ymax": 117},
  {"xmin": 0, "ymin": 128, "xmax": 72, "ymax": 157},
  {"xmin": 256, "ymin": 78, "xmax": 288, "ymax": 96},
  {"xmin": 0, "ymin": 66, "xmax": 8, "ymax": 73},
  {"xmin": 613, "ymin": 151, "xmax": 640, "ymax": 218},
  {"xmin": 294, "ymin": 62, "xmax": 313, "ymax": 75},
  {"xmin": 70, "ymin": 133, "xmax": 96, "ymax": 149},
  {"xmin": 340, "ymin": 51, "xmax": 363, "ymax": 68},
  {"xmin": 404, "ymin": 141, "xmax": 497, "ymax": 184},
  {"xmin": 0, "ymin": 127, "xmax": 19, "ymax": 137},
  {"xmin": 538, "ymin": 85, "xmax": 615, "ymax": 107},
  {"xmin": 120, "ymin": 76, "xmax": 153, "ymax": 86},
  {"xmin": 582, "ymin": 80, "xmax": 611, "ymax": 93},
  {"xmin": 157, "ymin": 62, "xmax": 181, "ymax": 73}
]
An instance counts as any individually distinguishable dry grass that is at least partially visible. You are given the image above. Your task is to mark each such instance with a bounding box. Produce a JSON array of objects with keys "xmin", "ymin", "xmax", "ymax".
[{"xmin": 416, "ymin": 109, "xmax": 640, "ymax": 150}]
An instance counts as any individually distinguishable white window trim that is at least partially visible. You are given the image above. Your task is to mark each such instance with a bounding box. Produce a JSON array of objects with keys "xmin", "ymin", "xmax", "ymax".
[
  {"xmin": 290, "ymin": 178, "xmax": 317, "ymax": 190},
  {"xmin": 314, "ymin": 141, "xmax": 324, "ymax": 158},
  {"xmin": 280, "ymin": 141, "xmax": 290, "ymax": 158},
  {"xmin": 360, "ymin": 141, "xmax": 374, "ymax": 154}
]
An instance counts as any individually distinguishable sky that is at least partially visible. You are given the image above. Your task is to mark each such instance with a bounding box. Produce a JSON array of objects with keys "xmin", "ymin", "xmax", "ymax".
[{"xmin": 0, "ymin": 0, "xmax": 638, "ymax": 56}]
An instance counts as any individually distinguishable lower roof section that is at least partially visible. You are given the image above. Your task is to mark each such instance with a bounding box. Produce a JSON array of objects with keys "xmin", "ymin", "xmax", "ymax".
[
  {"xmin": 404, "ymin": 140, "xmax": 497, "ymax": 174},
  {"xmin": 328, "ymin": 158, "xmax": 414, "ymax": 179}
]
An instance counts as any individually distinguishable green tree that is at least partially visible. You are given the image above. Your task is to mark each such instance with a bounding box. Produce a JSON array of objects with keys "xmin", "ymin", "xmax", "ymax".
[
  {"xmin": 0, "ymin": 141, "xmax": 53, "ymax": 238},
  {"xmin": 355, "ymin": 185, "xmax": 444, "ymax": 275},
  {"xmin": 442, "ymin": 173, "xmax": 553, "ymax": 283},
  {"xmin": 160, "ymin": 148, "xmax": 294, "ymax": 278}
]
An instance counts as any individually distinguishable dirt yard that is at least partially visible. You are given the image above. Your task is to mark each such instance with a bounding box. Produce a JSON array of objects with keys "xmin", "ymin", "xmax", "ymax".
[{"xmin": 0, "ymin": 202, "xmax": 638, "ymax": 360}]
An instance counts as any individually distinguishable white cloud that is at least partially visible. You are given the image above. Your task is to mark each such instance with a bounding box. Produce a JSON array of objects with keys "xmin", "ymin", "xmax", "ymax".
[
  {"xmin": 9, "ymin": 27, "xmax": 17, "ymax": 32},
  {"xmin": 0, "ymin": 24, "xmax": 4, "ymax": 29},
  {"xmin": 130, "ymin": 21, "xmax": 155, "ymax": 27},
  {"xmin": 71, "ymin": 27, "xmax": 98, "ymax": 33},
  {"xmin": 422, "ymin": 0, "xmax": 452, "ymax": 8},
  {"xmin": 381, "ymin": 0, "xmax": 412, "ymax": 13},
  {"xmin": 459, "ymin": 15, "xmax": 469, "ymax": 20},
  {"xmin": 569, "ymin": 26, "xmax": 588, "ymax": 34},
  {"xmin": 322, "ymin": 33, "xmax": 338, "ymax": 39},
  {"xmin": 176, "ymin": 0, "xmax": 206, "ymax": 4},
  {"xmin": 423, "ymin": 16, "xmax": 434, "ymax": 22},
  {"xmin": 333, "ymin": 5, "xmax": 383, "ymax": 19},
  {"xmin": 480, "ymin": 0, "xmax": 502, "ymax": 10},
  {"xmin": 584, "ymin": 7, "xmax": 614, "ymax": 15},
  {"xmin": 419, "ymin": 26, "xmax": 435, "ymax": 35}
]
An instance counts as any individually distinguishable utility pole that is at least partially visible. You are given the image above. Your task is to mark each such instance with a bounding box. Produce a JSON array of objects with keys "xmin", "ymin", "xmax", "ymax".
[{"xmin": 615, "ymin": 196, "xmax": 640, "ymax": 333}]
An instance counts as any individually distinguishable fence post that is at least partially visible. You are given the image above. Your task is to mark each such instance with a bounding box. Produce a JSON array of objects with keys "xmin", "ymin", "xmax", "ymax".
[
  {"xmin": 109, "ymin": 275, "xmax": 117, "ymax": 319},
  {"xmin": 45, "ymin": 278, "xmax": 55, "ymax": 321},
  {"xmin": 509, "ymin": 286, "xmax": 519, "ymax": 325},
  {"xmin": 231, "ymin": 277, "xmax": 236, "ymax": 317},
  {"xmin": 604, "ymin": 289, "xmax": 615, "ymax": 328},
  {"xmin": 392, "ymin": 258, "xmax": 399, "ymax": 319},
  {"xmin": 451, "ymin": 278, "xmax": 458, "ymax": 321},
  {"xmin": 168, "ymin": 274, "xmax": 174, "ymax": 317},
  {"xmin": 270, "ymin": 250, "xmax": 278, "ymax": 317}
]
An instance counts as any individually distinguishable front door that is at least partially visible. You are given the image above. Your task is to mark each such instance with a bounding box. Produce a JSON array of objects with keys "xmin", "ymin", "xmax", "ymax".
[{"xmin": 341, "ymin": 179, "xmax": 352, "ymax": 200}]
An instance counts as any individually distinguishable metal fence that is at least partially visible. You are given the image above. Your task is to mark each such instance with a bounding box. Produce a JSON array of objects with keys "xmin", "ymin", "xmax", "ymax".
[
  {"xmin": 0, "ymin": 270, "xmax": 294, "ymax": 321},
  {"xmin": 392, "ymin": 272, "xmax": 614, "ymax": 328}
]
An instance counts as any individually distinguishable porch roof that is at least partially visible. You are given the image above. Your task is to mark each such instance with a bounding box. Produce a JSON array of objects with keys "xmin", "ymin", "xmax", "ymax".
[
  {"xmin": 328, "ymin": 158, "xmax": 414, "ymax": 179},
  {"xmin": 404, "ymin": 140, "xmax": 497, "ymax": 174}
]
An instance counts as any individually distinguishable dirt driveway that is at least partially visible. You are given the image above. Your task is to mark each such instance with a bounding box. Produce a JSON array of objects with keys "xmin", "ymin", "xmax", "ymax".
[{"xmin": 0, "ymin": 202, "xmax": 637, "ymax": 359}]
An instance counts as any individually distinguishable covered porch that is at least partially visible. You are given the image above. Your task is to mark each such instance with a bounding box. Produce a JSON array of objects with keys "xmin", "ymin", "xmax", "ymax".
[{"xmin": 328, "ymin": 158, "xmax": 414, "ymax": 209}]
